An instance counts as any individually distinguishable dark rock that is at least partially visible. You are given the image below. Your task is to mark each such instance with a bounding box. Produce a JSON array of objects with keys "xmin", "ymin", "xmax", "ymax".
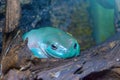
[{"xmin": 20, "ymin": 0, "xmax": 51, "ymax": 32}]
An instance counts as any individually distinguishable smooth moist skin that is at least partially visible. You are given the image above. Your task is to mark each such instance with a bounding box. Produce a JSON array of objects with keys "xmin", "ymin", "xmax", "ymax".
[{"xmin": 22, "ymin": 27, "xmax": 80, "ymax": 59}]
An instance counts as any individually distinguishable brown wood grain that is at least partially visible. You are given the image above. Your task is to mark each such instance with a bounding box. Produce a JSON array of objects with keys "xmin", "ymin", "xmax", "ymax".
[{"xmin": 5, "ymin": 0, "xmax": 20, "ymax": 33}]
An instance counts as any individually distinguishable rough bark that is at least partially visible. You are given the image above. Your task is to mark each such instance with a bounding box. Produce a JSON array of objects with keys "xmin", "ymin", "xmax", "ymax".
[
  {"xmin": 5, "ymin": 0, "xmax": 20, "ymax": 33},
  {"xmin": 2, "ymin": 38, "xmax": 120, "ymax": 80},
  {"xmin": 1, "ymin": 0, "xmax": 21, "ymax": 58}
]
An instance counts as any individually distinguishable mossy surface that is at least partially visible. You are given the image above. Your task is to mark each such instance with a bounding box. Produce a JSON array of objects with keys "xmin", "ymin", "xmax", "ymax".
[{"xmin": 50, "ymin": 0, "xmax": 94, "ymax": 50}]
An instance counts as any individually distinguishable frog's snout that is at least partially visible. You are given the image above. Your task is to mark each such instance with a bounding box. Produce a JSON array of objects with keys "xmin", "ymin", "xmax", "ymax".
[{"xmin": 69, "ymin": 42, "xmax": 80, "ymax": 57}]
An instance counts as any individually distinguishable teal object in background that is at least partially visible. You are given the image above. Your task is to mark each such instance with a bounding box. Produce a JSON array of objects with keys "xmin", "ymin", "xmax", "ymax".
[
  {"xmin": 90, "ymin": 0, "xmax": 115, "ymax": 44},
  {"xmin": 22, "ymin": 27, "xmax": 80, "ymax": 59},
  {"xmin": 96, "ymin": 0, "xmax": 115, "ymax": 9}
]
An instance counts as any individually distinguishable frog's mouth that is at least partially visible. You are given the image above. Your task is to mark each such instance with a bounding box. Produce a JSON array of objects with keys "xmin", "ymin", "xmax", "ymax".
[{"xmin": 38, "ymin": 42, "xmax": 80, "ymax": 58}]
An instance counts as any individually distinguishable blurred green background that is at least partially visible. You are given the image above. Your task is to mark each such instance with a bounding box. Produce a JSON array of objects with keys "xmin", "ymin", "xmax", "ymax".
[{"xmin": 0, "ymin": 0, "xmax": 120, "ymax": 51}]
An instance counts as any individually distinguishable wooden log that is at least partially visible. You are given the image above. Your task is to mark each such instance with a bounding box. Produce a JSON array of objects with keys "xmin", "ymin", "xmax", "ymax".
[
  {"xmin": 2, "ymin": 37, "xmax": 120, "ymax": 80},
  {"xmin": 32, "ymin": 40, "xmax": 120, "ymax": 80},
  {"xmin": 4, "ymin": 0, "xmax": 20, "ymax": 33},
  {"xmin": 1, "ymin": 0, "xmax": 21, "ymax": 58}
]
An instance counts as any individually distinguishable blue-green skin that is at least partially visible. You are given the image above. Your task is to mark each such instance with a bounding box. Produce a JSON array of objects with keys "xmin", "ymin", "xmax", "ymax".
[{"xmin": 22, "ymin": 27, "xmax": 80, "ymax": 59}]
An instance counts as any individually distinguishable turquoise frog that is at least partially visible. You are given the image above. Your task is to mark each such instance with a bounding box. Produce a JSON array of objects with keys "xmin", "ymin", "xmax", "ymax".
[{"xmin": 22, "ymin": 27, "xmax": 80, "ymax": 58}]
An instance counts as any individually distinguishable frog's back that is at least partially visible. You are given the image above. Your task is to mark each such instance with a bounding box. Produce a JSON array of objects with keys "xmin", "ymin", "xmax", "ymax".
[
  {"xmin": 23, "ymin": 27, "xmax": 61, "ymax": 42},
  {"xmin": 23, "ymin": 27, "xmax": 46, "ymax": 41}
]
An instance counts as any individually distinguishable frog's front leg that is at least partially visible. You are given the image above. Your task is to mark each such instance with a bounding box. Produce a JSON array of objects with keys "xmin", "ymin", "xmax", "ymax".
[
  {"xmin": 30, "ymin": 48, "xmax": 48, "ymax": 58},
  {"xmin": 20, "ymin": 62, "xmax": 32, "ymax": 71}
]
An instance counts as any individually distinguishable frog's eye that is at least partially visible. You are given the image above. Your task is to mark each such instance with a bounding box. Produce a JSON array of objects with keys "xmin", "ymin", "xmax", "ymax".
[{"xmin": 51, "ymin": 44, "xmax": 57, "ymax": 50}]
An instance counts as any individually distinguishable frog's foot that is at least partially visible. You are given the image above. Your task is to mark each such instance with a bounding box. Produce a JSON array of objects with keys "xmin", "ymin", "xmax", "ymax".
[
  {"xmin": 31, "ymin": 55, "xmax": 38, "ymax": 60},
  {"xmin": 20, "ymin": 62, "xmax": 31, "ymax": 71}
]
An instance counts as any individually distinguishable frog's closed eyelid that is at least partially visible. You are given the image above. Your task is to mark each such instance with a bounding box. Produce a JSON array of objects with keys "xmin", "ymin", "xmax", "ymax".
[{"xmin": 51, "ymin": 44, "xmax": 57, "ymax": 50}]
